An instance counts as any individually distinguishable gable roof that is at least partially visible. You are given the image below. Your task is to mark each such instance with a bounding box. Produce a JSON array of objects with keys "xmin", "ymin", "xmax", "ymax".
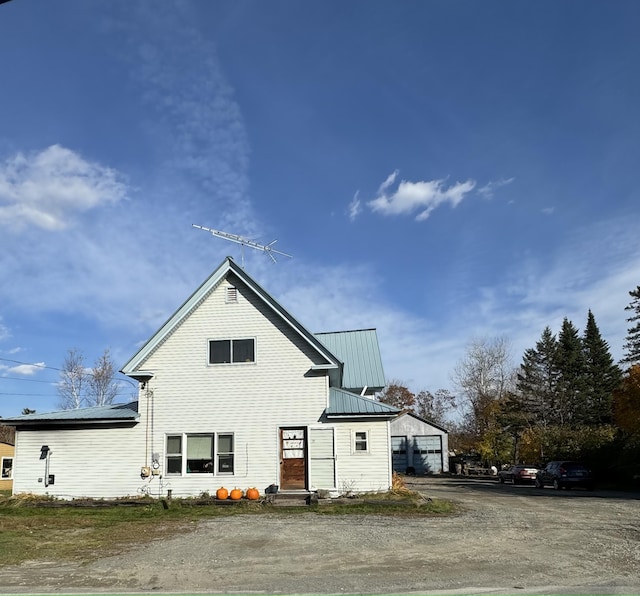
[
  {"xmin": 121, "ymin": 257, "xmax": 342, "ymax": 377},
  {"xmin": 325, "ymin": 387, "xmax": 399, "ymax": 418},
  {"xmin": 1, "ymin": 402, "xmax": 140, "ymax": 427},
  {"xmin": 391, "ymin": 411, "xmax": 449, "ymax": 433},
  {"xmin": 315, "ymin": 329, "xmax": 386, "ymax": 392}
]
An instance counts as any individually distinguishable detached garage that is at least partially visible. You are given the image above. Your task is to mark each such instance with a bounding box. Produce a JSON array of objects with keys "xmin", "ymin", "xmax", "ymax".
[{"xmin": 390, "ymin": 412, "xmax": 449, "ymax": 474}]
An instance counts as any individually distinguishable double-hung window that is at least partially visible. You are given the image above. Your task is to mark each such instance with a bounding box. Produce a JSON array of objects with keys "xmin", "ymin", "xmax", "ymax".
[
  {"xmin": 209, "ymin": 339, "xmax": 255, "ymax": 364},
  {"xmin": 354, "ymin": 431, "xmax": 369, "ymax": 453},
  {"xmin": 165, "ymin": 433, "xmax": 234, "ymax": 475}
]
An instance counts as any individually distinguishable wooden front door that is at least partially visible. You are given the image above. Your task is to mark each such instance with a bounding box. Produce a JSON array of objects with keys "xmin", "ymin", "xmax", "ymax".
[{"xmin": 280, "ymin": 428, "xmax": 307, "ymax": 490}]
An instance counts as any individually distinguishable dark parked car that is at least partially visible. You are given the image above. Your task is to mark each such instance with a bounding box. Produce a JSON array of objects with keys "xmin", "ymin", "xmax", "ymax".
[
  {"xmin": 535, "ymin": 461, "xmax": 595, "ymax": 490},
  {"xmin": 498, "ymin": 464, "xmax": 539, "ymax": 484}
]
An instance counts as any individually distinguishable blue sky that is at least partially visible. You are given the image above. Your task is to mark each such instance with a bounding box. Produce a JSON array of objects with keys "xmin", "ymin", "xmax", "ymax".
[{"xmin": 1, "ymin": 1, "xmax": 639, "ymax": 418}]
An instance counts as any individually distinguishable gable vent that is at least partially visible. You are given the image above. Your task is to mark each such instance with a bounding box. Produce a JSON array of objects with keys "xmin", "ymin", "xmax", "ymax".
[{"xmin": 225, "ymin": 286, "xmax": 238, "ymax": 303}]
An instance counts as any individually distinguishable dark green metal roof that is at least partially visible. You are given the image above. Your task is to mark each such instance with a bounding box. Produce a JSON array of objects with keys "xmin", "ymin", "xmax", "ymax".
[{"xmin": 326, "ymin": 388, "xmax": 399, "ymax": 418}]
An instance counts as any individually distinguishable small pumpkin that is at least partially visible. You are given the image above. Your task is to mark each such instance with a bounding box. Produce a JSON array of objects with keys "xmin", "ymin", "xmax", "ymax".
[
  {"xmin": 230, "ymin": 487, "xmax": 243, "ymax": 500},
  {"xmin": 216, "ymin": 487, "xmax": 229, "ymax": 500},
  {"xmin": 246, "ymin": 487, "xmax": 260, "ymax": 501}
]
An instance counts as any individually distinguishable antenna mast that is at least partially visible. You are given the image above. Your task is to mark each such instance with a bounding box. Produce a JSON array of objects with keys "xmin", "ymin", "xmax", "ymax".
[{"xmin": 192, "ymin": 224, "xmax": 292, "ymax": 268}]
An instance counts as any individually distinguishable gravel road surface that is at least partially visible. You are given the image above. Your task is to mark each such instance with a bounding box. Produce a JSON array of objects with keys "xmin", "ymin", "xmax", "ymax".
[{"xmin": 2, "ymin": 476, "xmax": 640, "ymax": 594}]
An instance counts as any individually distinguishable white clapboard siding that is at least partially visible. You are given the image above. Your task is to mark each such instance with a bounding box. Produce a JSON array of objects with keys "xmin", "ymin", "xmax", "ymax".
[
  {"xmin": 334, "ymin": 421, "xmax": 392, "ymax": 493},
  {"xmin": 134, "ymin": 278, "xmax": 330, "ymax": 495},
  {"xmin": 12, "ymin": 424, "xmax": 146, "ymax": 499}
]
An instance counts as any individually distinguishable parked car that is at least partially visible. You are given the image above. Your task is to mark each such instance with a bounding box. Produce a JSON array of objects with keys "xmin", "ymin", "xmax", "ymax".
[
  {"xmin": 498, "ymin": 464, "xmax": 539, "ymax": 485},
  {"xmin": 535, "ymin": 461, "xmax": 595, "ymax": 490}
]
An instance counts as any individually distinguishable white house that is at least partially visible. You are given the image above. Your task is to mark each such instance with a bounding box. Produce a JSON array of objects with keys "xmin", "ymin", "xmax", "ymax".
[
  {"xmin": 390, "ymin": 412, "xmax": 449, "ymax": 474},
  {"xmin": 6, "ymin": 258, "xmax": 398, "ymax": 499}
]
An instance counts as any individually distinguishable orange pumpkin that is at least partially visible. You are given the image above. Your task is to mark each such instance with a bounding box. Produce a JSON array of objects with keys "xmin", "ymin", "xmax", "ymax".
[
  {"xmin": 246, "ymin": 487, "xmax": 260, "ymax": 501},
  {"xmin": 216, "ymin": 487, "xmax": 229, "ymax": 500},
  {"xmin": 230, "ymin": 488, "xmax": 243, "ymax": 500}
]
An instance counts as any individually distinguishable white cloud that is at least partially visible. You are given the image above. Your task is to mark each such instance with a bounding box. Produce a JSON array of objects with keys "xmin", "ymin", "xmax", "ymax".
[
  {"xmin": 0, "ymin": 145, "xmax": 128, "ymax": 231},
  {"xmin": 348, "ymin": 191, "xmax": 362, "ymax": 221},
  {"xmin": 367, "ymin": 171, "xmax": 476, "ymax": 221},
  {"xmin": 6, "ymin": 362, "xmax": 46, "ymax": 376},
  {"xmin": 477, "ymin": 177, "xmax": 515, "ymax": 199}
]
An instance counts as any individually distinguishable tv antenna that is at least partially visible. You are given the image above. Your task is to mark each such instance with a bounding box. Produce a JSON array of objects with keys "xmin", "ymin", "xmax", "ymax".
[{"xmin": 192, "ymin": 224, "xmax": 292, "ymax": 268}]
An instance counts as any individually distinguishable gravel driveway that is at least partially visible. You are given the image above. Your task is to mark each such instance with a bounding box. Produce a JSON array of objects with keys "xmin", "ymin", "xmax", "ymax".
[{"xmin": 2, "ymin": 476, "xmax": 640, "ymax": 594}]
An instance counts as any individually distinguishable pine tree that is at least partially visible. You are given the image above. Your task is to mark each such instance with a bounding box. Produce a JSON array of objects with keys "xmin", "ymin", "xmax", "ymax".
[
  {"xmin": 582, "ymin": 310, "xmax": 622, "ymax": 424},
  {"xmin": 516, "ymin": 327, "xmax": 559, "ymax": 427},
  {"xmin": 555, "ymin": 318, "xmax": 586, "ymax": 425},
  {"xmin": 622, "ymin": 286, "xmax": 640, "ymax": 367}
]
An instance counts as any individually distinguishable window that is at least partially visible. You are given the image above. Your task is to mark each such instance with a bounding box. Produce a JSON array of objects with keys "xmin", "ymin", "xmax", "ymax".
[
  {"xmin": 209, "ymin": 339, "xmax": 255, "ymax": 364},
  {"xmin": 217, "ymin": 434, "xmax": 234, "ymax": 474},
  {"xmin": 166, "ymin": 435, "xmax": 182, "ymax": 475},
  {"xmin": 1, "ymin": 457, "xmax": 13, "ymax": 479},
  {"xmin": 186, "ymin": 435, "xmax": 213, "ymax": 473},
  {"xmin": 354, "ymin": 431, "xmax": 369, "ymax": 452},
  {"xmin": 165, "ymin": 434, "xmax": 234, "ymax": 475}
]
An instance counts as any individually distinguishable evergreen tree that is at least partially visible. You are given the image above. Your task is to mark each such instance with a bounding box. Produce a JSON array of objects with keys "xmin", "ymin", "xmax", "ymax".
[
  {"xmin": 555, "ymin": 318, "xmax": 586, "ymax": 425},
  {"xmin": 516, "ymin": 327, "xmax": 559, "ymax": 427},
  {"xmin": 582, "ymin": 310, "xmax": 622, "ymax": 424},
  {"xmin": 622, "ymin": 286, "xmax": 640, "ymax": 367}
]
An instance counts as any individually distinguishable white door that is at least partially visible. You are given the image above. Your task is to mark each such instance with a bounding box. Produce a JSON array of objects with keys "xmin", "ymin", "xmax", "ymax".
[{"xmin": 308, "ymin": 427, "xmax": 335, "ymax": 490}]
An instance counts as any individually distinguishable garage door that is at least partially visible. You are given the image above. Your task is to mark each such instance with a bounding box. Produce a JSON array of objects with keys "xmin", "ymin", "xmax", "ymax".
[{"xmin": 412, "ymin": 435, "xmax": 443, "ymax": 474}]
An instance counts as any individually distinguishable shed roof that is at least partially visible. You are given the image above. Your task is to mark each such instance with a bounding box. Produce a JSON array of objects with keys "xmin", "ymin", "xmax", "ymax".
[
  {"xmin": 326, "ymin": 387, "xmax": 399, "ymax": 418},
  {"xmin": 315, "ymin": 329, "xmax": 386, "ymax": 392},
  {"xmin": 1, "ymin": 402, "xmax": 139, "ymax": 426}
]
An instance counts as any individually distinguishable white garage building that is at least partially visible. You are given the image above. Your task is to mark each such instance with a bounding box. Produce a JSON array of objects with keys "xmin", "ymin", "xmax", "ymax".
[{"xmin": 390, "ymin": 412, "xmax": 449, "ymax": 475}]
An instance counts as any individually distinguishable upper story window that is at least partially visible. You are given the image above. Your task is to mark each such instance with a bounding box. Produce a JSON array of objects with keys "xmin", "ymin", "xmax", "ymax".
[{"xmin": 209, "ymin": 338, "xmax": 255, "ymax": 364}]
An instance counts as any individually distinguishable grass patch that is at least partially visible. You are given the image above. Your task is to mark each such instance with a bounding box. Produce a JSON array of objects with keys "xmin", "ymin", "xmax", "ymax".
[{"xmin": 0, "ymin": 490, "xmax": 456, "ymax": 567}]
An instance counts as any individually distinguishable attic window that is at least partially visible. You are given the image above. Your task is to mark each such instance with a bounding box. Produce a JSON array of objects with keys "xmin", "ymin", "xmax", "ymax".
[{"xmin": 225, "ymin": 286, "xmax": 238, "ymax": 303}]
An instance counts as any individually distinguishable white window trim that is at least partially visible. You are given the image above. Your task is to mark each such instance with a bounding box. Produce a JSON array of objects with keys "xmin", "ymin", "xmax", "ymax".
[
  {"xmin": 208, "ymin": 338, "xmax": 256, "ymax": 365},
  {"xmin": 1, "ymin": 456, "xmax": 13, "ymax": 479},
  {"xmin": 352, "ymin": 430, "xmax": 370, "ymax": 454},
  {"xmin": 165, "ymin": 433, "xmax": 235, "ymax": 476}
]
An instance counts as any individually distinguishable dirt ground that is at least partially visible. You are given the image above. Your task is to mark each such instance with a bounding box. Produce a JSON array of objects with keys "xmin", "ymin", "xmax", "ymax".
[{"xmin": 2, "ymin": 476, "xmax": 640, "ymax": 595}]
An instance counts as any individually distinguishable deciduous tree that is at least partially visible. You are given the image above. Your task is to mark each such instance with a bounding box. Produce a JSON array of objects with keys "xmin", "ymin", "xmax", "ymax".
[
  {"xmin": 57, "ymin": 348, "xmax": 120, "ymax": 409},
  {"xmin": 378, "ymin": 380, "xmax": 415, "ymax": 412},
  {"xmin": 452, "ymin": 336, "xmax": 514, "ymax": 436},
  {"xmin": 413, "ymin": 389, "xmax": 456, "ymax": 427}
]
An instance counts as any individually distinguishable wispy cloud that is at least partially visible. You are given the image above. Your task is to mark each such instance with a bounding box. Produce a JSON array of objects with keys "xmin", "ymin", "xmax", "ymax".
[
  {"xmin": 477, "ymin": 177, "xmax": 515, "ymax": 199},
  {"xmin": 105, "ymin": 1, "xmax": 255, "ymax": 235},
  {"xmin": 0, "ymin": 145, "xmax": 128, "ymax": 231},
  {"xmin": 348, "ymin": 191, "xmax": 362, "ymax": 221},
  {"xmin": 0, "ymin": 3, "xmax": 257, "ymax": 339},
  {"xmin": 367, "ymin": 170, "xmax": 476, "ymax": 221},
  {"xmin": 0, "ymin": 319, "xmax": 9, "ymax": 342}
]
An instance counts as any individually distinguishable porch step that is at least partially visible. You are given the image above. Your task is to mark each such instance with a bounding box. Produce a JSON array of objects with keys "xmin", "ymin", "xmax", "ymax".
[{"xmin": 265, "ymin": 491, "xmax": 315, "ymax": 507}]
